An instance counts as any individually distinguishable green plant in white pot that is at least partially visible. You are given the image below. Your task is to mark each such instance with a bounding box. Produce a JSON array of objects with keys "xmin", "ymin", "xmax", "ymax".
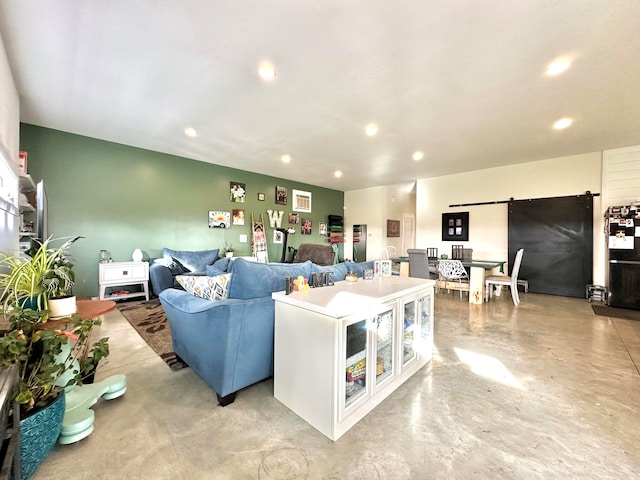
[{"xmin": 0, "ymin": 236, "xmax": 81, "ymax": 319}]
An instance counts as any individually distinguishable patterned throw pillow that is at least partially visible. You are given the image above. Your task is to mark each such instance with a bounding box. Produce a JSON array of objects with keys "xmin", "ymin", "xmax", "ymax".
[{"xmin": 175, "ymin": 273, "xmax": 232, "ymax": 301}]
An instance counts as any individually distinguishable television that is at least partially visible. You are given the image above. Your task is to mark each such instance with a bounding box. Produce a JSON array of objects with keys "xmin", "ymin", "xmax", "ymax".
[{"xmin": 35, "ymin": 180, "xmax": 48, "ymax": 243}]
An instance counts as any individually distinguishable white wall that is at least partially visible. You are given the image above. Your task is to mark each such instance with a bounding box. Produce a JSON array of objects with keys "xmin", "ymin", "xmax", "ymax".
[
  {"xmin": 0, "ymin": 31, "xmax": 20, "ymax": 255},
  {"xmin": 344, "ymin": 184, "xmax": 416, "ymax": 261},
  {"xmin": 415, "ymin": 152, "xmax": 604, "ymax": 282}
]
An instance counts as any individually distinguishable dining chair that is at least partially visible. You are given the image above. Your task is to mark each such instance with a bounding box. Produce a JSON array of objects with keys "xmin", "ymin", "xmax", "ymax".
[
  {"xmin": 407, "ymin": 249, "xmax": 432, "ymax": 279},
  {"xmin": 385, "ymin": 245, "xmax": 397, "ymax": 260},
  {"xmin": 452, "ymin": 245, "xmax": 464, "ymax": 260},
  {"xmin": 426, "ymin": 248, "xmax": 439, "ymax": 276},
  {"xmin": 485, "ymin": 249, "xmax": 525, "ymax": 306},
  {"xmin": 437, "ymin": 259, "xmax": 469, "ymax": 301}
]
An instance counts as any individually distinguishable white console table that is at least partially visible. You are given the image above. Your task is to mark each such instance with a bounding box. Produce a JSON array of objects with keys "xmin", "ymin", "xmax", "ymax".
[
  {"xmin": 272, "ymin": 276, "xmax": 434, "ymax": 441},
  {"xmin": 98, "ymin": 261, "xmax": 149, "ymax": 301}
]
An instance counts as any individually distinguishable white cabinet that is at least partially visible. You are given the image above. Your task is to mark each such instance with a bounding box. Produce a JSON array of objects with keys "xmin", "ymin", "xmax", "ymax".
[
  {"xmin": 273, "ymin": 276, "xmax": 434, "ymax": 441},
  {"xmin": 99, "ymin": 261, "xmax": 149, "ymax": 301}
]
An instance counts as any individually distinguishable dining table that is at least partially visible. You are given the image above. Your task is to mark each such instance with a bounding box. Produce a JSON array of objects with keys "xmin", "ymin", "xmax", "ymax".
[{"xmin": 428, "ymin": 258, "xmax": 506, "ymax": 304}]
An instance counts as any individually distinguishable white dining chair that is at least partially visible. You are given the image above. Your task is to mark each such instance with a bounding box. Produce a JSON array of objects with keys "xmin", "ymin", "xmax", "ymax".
[
  {"xmin": 385, "ymin": 245, "xmax": 397, "ymax": 260},
  {"xmin": 485, "ymin": 249, "xmax": 525, "ymax": 306},
  {"xmin": 437, "ymin": 259, "xmax": 469, "ymax": 301}
]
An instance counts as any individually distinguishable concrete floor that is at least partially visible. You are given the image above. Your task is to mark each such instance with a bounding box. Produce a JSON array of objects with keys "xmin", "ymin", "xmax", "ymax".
[{"xmin": 32, "ymin": 292, "xmax": 640, "ymax": 480}]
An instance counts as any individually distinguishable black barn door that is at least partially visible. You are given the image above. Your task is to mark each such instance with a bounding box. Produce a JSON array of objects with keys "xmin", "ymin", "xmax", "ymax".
[{"xmin": 508, "ymin": 194, "xmax": 593, "ymax": 298}]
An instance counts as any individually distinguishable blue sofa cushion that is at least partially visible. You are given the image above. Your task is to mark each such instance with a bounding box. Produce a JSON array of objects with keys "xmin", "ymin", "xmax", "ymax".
[
  {"xmin": 212, "ymin": 256, "xmax": 232, "ymax": 272},
  {"xmin": 311, "ymin": 262, "xmax": 349, "ymax": 282},
  {"xmin": 227, "ymin": 259, "xmax": 313, "ymax": 299},
  {"xmin": 345, "ymin": 260, "xmax": 376, "ymax": 277},
  {"xmin": 206, "ymin": 265, "xmax": 226, "ymax": 277},
  {"xmin": 162, "ymin": 248, "xmax": 219, "ymax": 273}
]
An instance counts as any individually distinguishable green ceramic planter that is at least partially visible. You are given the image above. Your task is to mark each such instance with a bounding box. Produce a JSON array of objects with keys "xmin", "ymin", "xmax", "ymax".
[{"xmin": 20, "ymin": 391, "xmax": 65, "ymax": 479}]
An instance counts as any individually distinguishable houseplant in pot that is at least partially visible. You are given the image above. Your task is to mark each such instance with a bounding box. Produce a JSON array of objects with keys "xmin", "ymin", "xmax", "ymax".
[
  {"xmin": 224, "ymin": 243, "xmax": 234, "ymax": 258},
  {"xmin": 0, "ymin": 236, "xmax": 110, "ymax": 478}
]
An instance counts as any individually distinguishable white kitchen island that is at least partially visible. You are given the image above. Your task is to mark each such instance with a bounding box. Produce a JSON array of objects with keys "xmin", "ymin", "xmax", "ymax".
[{"xmin": 272, "ymin": 275, "xmax": 435, "ymax": 441}]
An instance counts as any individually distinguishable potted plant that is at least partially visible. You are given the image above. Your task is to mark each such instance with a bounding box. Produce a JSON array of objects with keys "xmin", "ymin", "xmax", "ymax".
[
  {"xmin": 0, "ymin": 236, "xmax": 110, "ymax": 478},
  {"xmin": 224, "ymin": 243, "xmax": 234, "ymax": 258},
  {"xmin": 42, "ymin": 237, "xmax": 80, "ymax": 318},
  {"xmin": 0, "ymin": 236, "xmax": 81, "ymax": 318}
]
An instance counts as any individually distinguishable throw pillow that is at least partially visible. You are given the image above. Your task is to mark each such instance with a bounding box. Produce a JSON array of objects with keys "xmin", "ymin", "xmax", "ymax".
[
  {"xmin": 176, "ymin": 273, "xmax": 231, "ymax": 301},
  {"xmin": 212, "ymin": 256, "xmax": 232, "ymax": 272},
  {"xmin": 162, "ymin": 248, "xmax": 220, "ymax": 273},
  {"xmin": 206, "ymin": 265, "xmax": 226, "ymax": 277}
]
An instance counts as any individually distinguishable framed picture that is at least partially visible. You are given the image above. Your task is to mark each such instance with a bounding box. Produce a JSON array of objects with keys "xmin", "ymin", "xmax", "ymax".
[
  {"xmin": 257, "ymin": 192, "xmax": 265, "ymax": 201},
  {"xmin": 275, "ymin": 186, "xmax": 287, "ymax": 205},
  {"xmin": 292, "ymin": 189, "xmax": 312, "ymax": 213},
  {"xmin": 381, "ymin": 260, "xmax": 392, "ymax": 277},
  {"xmin": 208, "ymin": 211, "xmax": 230, "ymax": 229},
  {"xmin": 232, "ymin": 209, "xmax": 245, "ymax": 226},
  {"xmin": 374, "ymin": 260, "xmax": 381, "ymax": 277},
  {"xmin": 301, "ymin": 218, "xmax": 312, "ymax": 235},
  {"xmin": 387, "ymin": 219, "xmax": 400, "ymax": 237},
  {"xmin": 273, "ymin": 230, "xmax": 284, "ymax": 244},
  {"xmin": 288, "ymin": 212, "xmax": 300, "ymax": 224},
  {"xmin": 319, "ymin": 221, "xmax": 327, "ymax": 235},
  {"xmin": 230, "ymin": 182, "xmax": 246, "ymax": 203},
  {"xmin": 442, "ymin": 212, "xmax": 469, "ymax": 241}
]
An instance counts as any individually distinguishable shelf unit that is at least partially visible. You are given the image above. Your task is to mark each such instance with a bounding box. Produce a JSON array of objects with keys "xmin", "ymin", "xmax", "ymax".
[{"xmin": 19, "ymin": 174, "xmax": 37, "ymax": 251}]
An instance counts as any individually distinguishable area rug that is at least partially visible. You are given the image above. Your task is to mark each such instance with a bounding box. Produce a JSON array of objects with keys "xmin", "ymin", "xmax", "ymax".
[
  {"xmin": 117, "ymin": 299, "xmax": 188, "ymax": 370},
  {"xmin": 592, "ymin": 304, "xmax": 640, "ymax": 321}
]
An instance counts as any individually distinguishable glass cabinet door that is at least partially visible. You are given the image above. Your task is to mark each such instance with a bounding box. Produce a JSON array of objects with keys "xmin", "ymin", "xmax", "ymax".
[
  {"xmin": 419, "ymin": 290, "xmax": 434, "ymax": 360},
  {"xmin": 402, "ymin": 297, "xmax": 418, "ymax": 368},
  {"xmin": 344, "ymin": 319, "xmax": 368, "ymax": 409},
  {"xmin": 374, "ymin": 307, "xmax": 395, "ymax": 388}
]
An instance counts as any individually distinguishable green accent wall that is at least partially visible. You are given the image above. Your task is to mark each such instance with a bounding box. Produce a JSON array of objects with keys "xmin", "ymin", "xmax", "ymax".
[{"xmin": 20, "ymin": 124, "xmax": 344, "ymax": 298}]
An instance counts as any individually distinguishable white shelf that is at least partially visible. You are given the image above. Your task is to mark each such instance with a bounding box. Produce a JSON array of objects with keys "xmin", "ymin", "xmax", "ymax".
[
  {"xmin": 19, "ymin": 202, "xmax": 35, "ymax": 212},
  {"xmin": 19, "ymin": 173, "xmax": 35, "ymax": 192},
  {"xmin": 103, "ymin": 291, "xmax": 147, "ymax": 302},
  {"xmin": 19, "ymin": 231, "xmax": 36, "ymax": 237}
]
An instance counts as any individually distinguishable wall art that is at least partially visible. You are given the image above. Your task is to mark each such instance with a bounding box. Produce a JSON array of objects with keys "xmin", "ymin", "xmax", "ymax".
[
  {"xmin": 209, "ymin": 211, "xmax": 230, "ymax": 229},
  {"xmin": 275, "ymin": 186, "xmax": 287, "ymax": 205},
  {"xmin": 292, "ymin": 189, "xmax": 312, "ymax": 213},
  {"xmin": 230, "ymin": 182, "xmax": 246, "ymax": 203},
  {"xmin": 442, "ymin": 212, "xmax": 469, "ymax": 241}
]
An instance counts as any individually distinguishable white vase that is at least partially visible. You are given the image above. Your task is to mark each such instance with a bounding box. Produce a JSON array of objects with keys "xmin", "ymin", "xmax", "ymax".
[
  {"xmin": 132, "ymin": 248, "xmax": 143, "ymax": 262},
  {"xmin": 225, "ymin": 252, "xmax": 234, "ymax": 258},
  {"xmin": 48, "ymin": 295, "xmax": 77, "ymax": 319}
]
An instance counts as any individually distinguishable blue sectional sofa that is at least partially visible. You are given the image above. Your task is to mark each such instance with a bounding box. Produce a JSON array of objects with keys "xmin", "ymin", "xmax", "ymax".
[
  {"xmin": 158, "ymin": 258, "xmax": 369, "ymax": 406},
  {"xmin": 149, "ymin": 247, "xmax": 232, "ymax": 296}
]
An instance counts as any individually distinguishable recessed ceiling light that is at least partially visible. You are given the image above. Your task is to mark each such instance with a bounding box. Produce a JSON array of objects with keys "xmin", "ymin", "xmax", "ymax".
[
  {"xmin": 334, "ymin": 170, "xmax": 343, "ymax": 178},
  {"xmin": 258, "ymin": 64, "xmax": 277, "ymax": 81},
  {"xmin": 412, "ymin": 151, "xmax": 424, "ymax": 161},
  {"xmin": 184, "ymin": 127, "xmax": 197, "ymax": 138},
  {"xmin": 365, "ymin": 123, "xmax": 378, "ymax": 137},
  {"xmin": 546, "ymin": 59, "xmax": 571, "ymax": 76},
  {"xmin": 281, "ymin": 154, "xmax": 291, "ymax": 163},
  {"xmin": 553, "ymin": 117, "xmax": 573, "ymax": 130}
]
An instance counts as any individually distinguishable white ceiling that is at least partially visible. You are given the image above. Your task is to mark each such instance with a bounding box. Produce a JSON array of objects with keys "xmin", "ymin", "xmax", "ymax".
[{"xmin": 1, "ymin": 1, "xmax": 639, "ymax": 192}]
